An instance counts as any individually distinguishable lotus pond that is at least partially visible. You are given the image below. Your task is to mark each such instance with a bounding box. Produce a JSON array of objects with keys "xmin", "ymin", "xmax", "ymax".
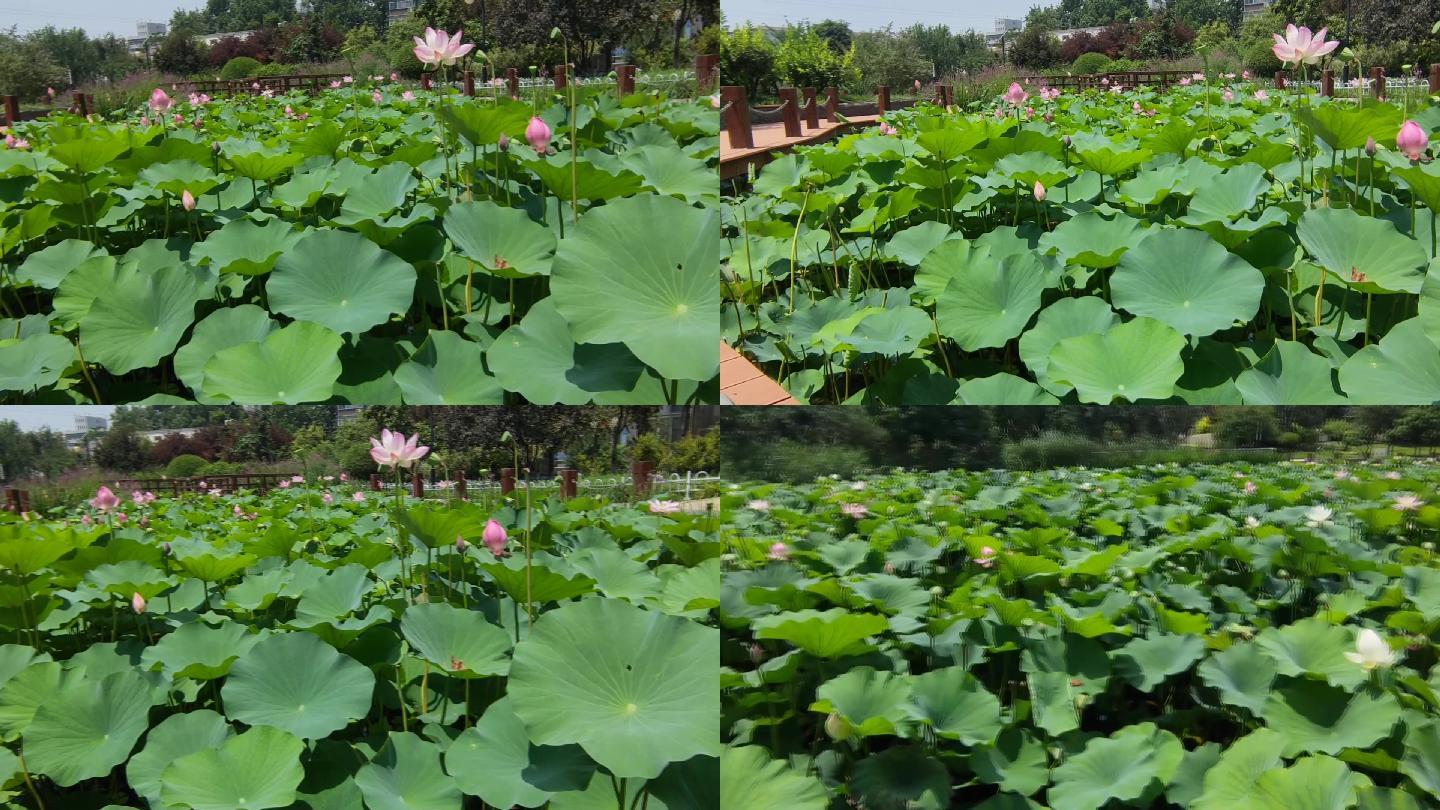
[
  {"xmin": 721, "ymin": 461, "xmax": 1440, "ymax": 808},
  {"xmin": 0, "ymin": 478, "xmax": 720, "ymax": 808},
  {"xmin": 0, "ymin": 83, "xmax": 719, "ymax": 405},
  {"xmin": 722, "ymin": 79, "xmax": 1440, "ymax": 404}
]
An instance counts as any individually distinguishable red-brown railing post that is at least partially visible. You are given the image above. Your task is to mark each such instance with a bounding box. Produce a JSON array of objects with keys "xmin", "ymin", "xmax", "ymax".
[
  {"xmin": 421, "ymin": 74, "xmax": 433, "ymax": 91},
  {"xmin": 695, "ymin": 54, "xmax": 718, "ymax": 90},
  {"xmin": 500, "ymin": 468, "xmax": 515, "ymax": 495},
  {"xmin": 617, "ymin": 64, "xmax": 636, "ymax": 96},
  {"xmin": 1321, "ymin": 70, "xmax": 1334, "ymax": 97},
  {"xmin": 410, "ymin": 469, "xmax": 424, "ymax": 499},
  {"xmin": 506, "ymin": 68, "xmax": 519, "ymax": 99},
  {"xmin": 1430, "ymin": 64, "xmax": 1440, "ymax": 94},
  {"xmin": 454, "ymin": 473, "xmax": 467, "ymax": 501},
  {"xmin": 369, "ymin": 474, "xmax": 382, "ymax": 491},
  {"xmin": 554, "ymin": 64, "xmax": 567, "ymax": 90},
  {"xmin": 938, "ymin": 84, "xmax": 954, "ymax": 106},
  {"xmin": 560, "ymin": 469, "xmax": 578, "ymax": 499},
  {"xmin": 877, "ymin": 85, "xmax": 890, "ymax": 114},
  {"xmin": 2, "ymin": 96, "xmax": 17, "ymax": 126},
  {"xmin": 463, "ymin": 70, "xmax": 475, "ymax": 97},
  {"xmin": 720, "ymin": 85, "xmax": 753, "ymax": 149},
  {"xmin": 631, "ymin": 461, "xmax": 655, "ymax": 498},
  {"xmin": 825, "ymin": 86, "xmax": 838, "ymax": 122},
  {"xmin": 1275, "ymin": 71, "xmax": 1286, "ymax": 90},
  {"xmin": 1372, "ymin": 67, "xmax": 1386, "ymax": 100},
  {"xmin": 777, "ymin": 87, "xmax": 802, "ymax": 137},
  {"xmin": 802, "ymin": 87, "xmax": 818, "ymax": 129}
]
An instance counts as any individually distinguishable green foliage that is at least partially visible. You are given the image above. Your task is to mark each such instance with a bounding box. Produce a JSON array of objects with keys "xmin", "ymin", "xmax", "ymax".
[
  {"xmin": 0, "ymin": 32, "xmax": 71, "ymax": 102},
  {"xmin": 849, "ymin": 29, "xmax": 932, "ymax": 94},
  {"xmin": 774, "ymin": 27, "xmax": 856, "ymax": 90},
  {"xmin": 1001, "ymin": 431, "xmax": 1103, "ymax": 469},
  {"xmin": 154, "ymin": 29, "xmax": 208, "ymax": 76},
  {"xmin": 164, "ymin": 454, "xmax": 209, "ymax": 479},
  {"xmin": 1072, "ymin": 51, "xmax": 1112, "ymax": 74},
  {"xmin": 219, "ymin": 57, "xmax": 262, "ymax": 80},
  {"xmin": 1010, "ymin": 26, "xmax": 1062, "ymax": 69},
  {"xmin": 721, "ymin": 24, "xmax": 776, "ymax": 97},
  {"xmin": 94, "ymin": 426, "xmax": 152, "ymax": 473},
  {"xmin": 1213, "ymin": 407, "xmax": 1281, "ymax": 448}
]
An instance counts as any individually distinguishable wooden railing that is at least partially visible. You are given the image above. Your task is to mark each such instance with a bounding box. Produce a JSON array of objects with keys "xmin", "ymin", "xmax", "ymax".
[
  {"xmin": 721, "ymin": 84, "xmax": 939, "ymax": 150},
  {"xmin": 2, "ymin": 93, "xmax": 93, "ymax": 126},
  {"xmin": 109, "ymin": 473, "xmax": 299, "ymax": 496}
]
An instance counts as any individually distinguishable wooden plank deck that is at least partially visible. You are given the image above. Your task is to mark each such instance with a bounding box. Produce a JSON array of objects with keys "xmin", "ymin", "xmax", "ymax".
[
  {"xmin": 720, "ymin": 342, "xmax": 797, "ymax": 405},
  {"xmin": 720, "ymin": 115, "xmax": 880, "ymax": 181}
]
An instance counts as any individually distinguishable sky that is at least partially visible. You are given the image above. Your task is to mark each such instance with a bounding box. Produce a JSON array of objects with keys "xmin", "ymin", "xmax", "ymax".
[
  {"xmin": 5, "ymin": 0, "xmax": 205, "ymax": 38},
  {"xmin": 2, "ymin": 406, "xmax": 116, "ymax": 433},
  {"xmin": 721, "ymin": 0, "xmax": 1050, "ymax": 33}
]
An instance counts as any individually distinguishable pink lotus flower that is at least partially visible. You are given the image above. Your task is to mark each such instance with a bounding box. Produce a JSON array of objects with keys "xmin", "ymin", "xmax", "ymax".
[
  {"xmin": 525, "ymin": 116, "xmax": 552, "ymax": 152},
  {"xmin": 1033, "ymin": 181, "xmax": 1046, "ymax": 202},
  {"xmin": 768, "ymin": 542, "xmax": 789, "ymax": 561},
  {"xmin": 149, "ymin": 88, "xmax": 172, "ymax": 112},
  {"xmin": 140, "ymin": 115, "xmax": 150, "ymax": 126},
  {"xmin": 372, "ymin": 91, "xmax": 383, "ymax": 103},
  {"xmin": 391, "ymin": 72, "xmax": 399, "ymax": 81},
  {"xmin": 1254, "ymin": 89, "xmax": 1269, "ymax": 102},
  {"xmin": 455, "ymin": 534, "xmax": 469, "ymax": 552},
  {"xmin": 91, "ymin": 486, "xmax": 120, "ymax": 512},
  {"xmin": 1180, "ymin": 78, "xmax": 1191, "ymax": 86},
  {"xmin": 1223, "ymin": 89, "xmax": 1235, "ymax": 102},
  {"xmin": 976, "ymin": 546, "xmax": 997, "ymax": 568},
  {"xmin": 322, "ymin": 492, "xmax": 334, "ymax": 505},
  {"xmin": 1004, "ymin": 82, "xmax": 1028, "ymax": 106},
  {"xmin": 1399, "ymin": 120, "xmax": 1429, "ymax": 161},
  {"xmin": 1394, "ymin": 494, "xmax": 1425, "ymax": 511},
  {"xmin": 402, "ymin": 91, "xmax": 415, "ymax": 101},
  {"xmin": 131, "ymin": 592, "xmax": 146, "ymax": 614},
  {"xmin": 1244, "ymin": 480, "xmax": 1257, "ymax": 495},
  {"xmin": 81, "ymin": 514, "xmax": 92, "ymax": 526},
  {"xmin": 279, "ymin": 480, "xmax": 290, "ymax": 489},
  {"xmin": 878, "ymin": 122, "xmax": 897, "ymax": 135},
  {"xmin": 330, "ymin": 80, "xmax": 342, "ymax": 89},
  {"xmin": 11, "ymin": 138, "xmax": 28, "ymax": 150},
  {"xmin": 747, "ymin": 499, "xmax": 771, "ymax": 512},
  {"xmin": 182, "ymin": 189, "xmax": 196, "ymax": 211},
  {"xmin": 412, "ymin": 27, "xmax": 475, "ymax": 68},
  {"xmin": 115, "ymin": 513, "xmax": 127, "ymax": 523},
  {"xmin": 233, "ymin": 505, "xmax": 243, "ymax": 516},
  {"xmin": 482, "ymin": 520, "xmax": 507, "ymax": 555},
  {"xmin": 343, "ymin": 75, "xmax": 354, "ymax": 84},
  {"xmin": 352, "ymin": 491, "xmax": 366, "ymax": 502},
  {"xmin": 370, "ymin": 429, "xmax": 430, "ymax": 468},
  {"xmin": 1273, "ymin": 24, "xmax": 1339, "ymax": 66},
  {"xmin": 841, "ymin": 502, "xmax": 868, "ymax": 519},
  {"xmin": 648, "ymin": 499, "xmax": 682, "ymax": 514}
]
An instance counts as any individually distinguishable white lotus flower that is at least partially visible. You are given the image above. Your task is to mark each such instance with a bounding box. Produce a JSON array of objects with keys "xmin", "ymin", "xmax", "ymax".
[
  {"xmin": 1393, "ymin": 494, "xmax": 1425, "ymax": 512},
  {"xmin": 1344, "ymin": 628, "xmax": 1397, "ymax": 670},
  {"xmin": 1305, "ymin": 505, "xmax": 1333, "ymax": 527}
]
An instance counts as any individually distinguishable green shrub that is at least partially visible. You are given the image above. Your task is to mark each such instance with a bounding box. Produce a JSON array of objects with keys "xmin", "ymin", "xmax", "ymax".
[
  {"xmin": 1278, "ymin": 431, "xmax": 1302, "ymax": 448},
  {"xmin": 765, "ymin": 441, "xmax": 870, "ymax": 482},
  {"xmin": 774, "ymin": 26, "xmax": 856, "ymax": 93},
  {"xmin": 664, "ymin": 429, "xmax": 720, "ymax": 472},
  {"xmin": 219, "ymin": 57, "xmax": 262, "ymax": 80},
  {"xmin": 164, "ymin": 454, "xmax": 208, "ymax": 478},
  {"xmin": 1213, "ymin": 408, "xmax": 1279, "ymax": 448},
  {"xmin": 195, "ymin": 460, "xmax": 245, "ymax": 477},
  {"xmin": 1241, "ymin": 39, "xmax": 1280, "ymax": 76},
  {"xmin": 1102, "ymin": 58, "xmax": 1146, "ymax": 73},
  {"xmin": 1002, "ymin": 432, "xmax": 1103, "ymax": 469},
  {"xmin": 721, "ymin": 25, "xmax": 777, "ymax": 98},
  {"xmin": 1071, "ymin": 52, "xmax": 1110, "ymax": 74}
]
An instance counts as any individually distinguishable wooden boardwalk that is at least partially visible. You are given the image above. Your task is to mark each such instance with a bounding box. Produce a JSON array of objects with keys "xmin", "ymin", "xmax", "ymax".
[
  {"xmin": 720, "ymin": 342, "xmax": 797, "ymax": 405},
  {"xmin": 720, "ymin": 115, "xmax": 879, "ymax": 181}
]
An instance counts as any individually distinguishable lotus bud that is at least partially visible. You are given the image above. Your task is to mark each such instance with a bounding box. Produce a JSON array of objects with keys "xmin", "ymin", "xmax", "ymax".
[
  {"xmin": 1034, "ymin": 181, "xmax": 1046, "ymax": 202},
  {"xmin": 131, "ymin": 592, "xmax": 147, "ymax": 614},
  {"xmin": 1062, "ymin": 135, "xmax": 1072, "ymax": 147},
  {"xmin": 749, "ymin": 643, "xmax": 765, "ymax": 664},
  {"xmin": 482, "ymin": 519, "xmax": 507, "ymax": 555},
  {"xmin": 525, "ymin": 116, "xmax": 552, "ymax": 152},
  {"xmin": 824, "ymin": 712, "xmax": 852, "ymax": 741},
  {"xmin": 498, "ymin": 132, "xmax": 510, "ymax": 151},
  {"xmin": 182, "ymin": 189, "xmax": 196, "ymax": 212},
  {"xmin": 1399, "ymin": 120, "xmax": 1429, "ymax": 161},
  {"xmin": 456, "ymin": 534, "xmax": 469, "ymax": 552}
]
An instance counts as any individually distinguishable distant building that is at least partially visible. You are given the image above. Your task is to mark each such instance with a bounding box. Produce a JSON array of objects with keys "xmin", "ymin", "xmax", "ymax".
[
  {"xmin": 335, "ymin": 406, "xmax": 364, "ymax": 425},
  {"xmin": 1053, "ymin": 26, "xmax": 1107, "ymax": 42},
  {"xmin": 387, "ymin": 0, "xmax": 417, "ymax": 25},
  {"xmin": 74, "ymin": 414, "xmax": 107, "ymax": 432},
  {"xmin": 127, "ymin": 22, "xmax": 167, "ymax": 56},
  {"xmin": 1243, "ymin": 0, "xmax": 1273, "ymax": 20},
  {"xmin": 197, "ymin": 30, "xmax": 258, "ymax": 47},
  {"xmin": 986, "ymin": 17, "xmax": 1024, "ymax": 50}
]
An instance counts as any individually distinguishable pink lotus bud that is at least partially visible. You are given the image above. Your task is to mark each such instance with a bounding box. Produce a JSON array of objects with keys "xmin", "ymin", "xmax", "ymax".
[
  {"xmin": 768, "ymin": 542, "xmax": 789, "ymax": 561},
  {"xmin": 525, "ymin": 116, "xmax": 552, "ymax": 152},
  {"xmin": 322, "ymin": 492, "xmax": 334, "ymax": 505},
  {"xmin": 482, "ymin": 519, "xmax": 507, "ymax": 555},
  {"xmin": 91, "ymin": 486, "xmax": 120, "ymax": 512},
  {"xmin": 372, "ymin": 91, "xmax": 383, "ymax": 103},
  {"xmin": 131, "ymin": 592, "xmax": 146, "ymax": 614},
  {"xmin": 182, "ymin": 189, "xmax": 196, "ymax": 211},
  {"xmin": 148, "ymin": 87, "xmax": 172, "ymax": 112},
  {"xmin": 1366, "ymin": 136, "xmax": 1378, "ymax": 157},
  {"xmin": 498, "ymin": 132, "xmax": 510, "ymax": 151},
  {"xmin": 352, "ymin": 491, "xmax": 365, "ymax": 502},
  {"xmin": 1399, "ymin": 120, "xmax": 1429, "ymax": 161},
  {"xmin": 456, "ymin": 534, "xmax": 469, "ymax": 552},
  {"xmin": 1034, "ymin": 181, "xmax": 1046, "ymax": 202}
]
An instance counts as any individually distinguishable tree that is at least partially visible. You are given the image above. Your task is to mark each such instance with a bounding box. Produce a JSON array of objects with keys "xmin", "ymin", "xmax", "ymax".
[
  {"xmin": 720, "ymin": 25, "xmax": 775, "ymax": 98},
  {"xmin": 94, "ymin": 427, "xmax": 152, "ymax": 472},
  {"xmin": 26, "ymin": 27, "xmax": 97, "ymax": 86},
  {"xmin": 0, "ymin": 29, "xmax": 71, "ymax": 102},
  {"xmin": 851, "ymin": 29, "xmax": 932, "ymax": 91},
  {"xmin": 305, "ymin": 0, "xmax": 383, "ymax": 31},
  {"xmin": 0, "ymin": 422, "xmax": 75, "ymax": 483},
  {"xmin": 1009, "ymin": 25, "xmax": 1061, "ymax": 68},
  {"xmin": 1169, "ymin": 0, "xmax": 1242, "ymax": 30},
  {"xmin": 774, "ymin": 26, "xmax": 856, "ymax": 93},
  {"xmin": 812, "ymin": 19, "xmax": 853, "ymax": 53},
  {"xmin": 154, "ymin": 29, "xmax": 209, "ymax": 75}
]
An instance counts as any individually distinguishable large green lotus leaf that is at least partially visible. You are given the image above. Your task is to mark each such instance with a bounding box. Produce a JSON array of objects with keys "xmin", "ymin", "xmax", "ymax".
[
  {"xmin": 1298, "ymin": 208, "xmax": 1428, "ymax": 295},
  {"xmin": 719, "ymin": 747, "xmax": 825, "ymax": 810},
  {"xmin": 489, "ymin": 299, "xmax": 598, "ymax": 404},
  {"xmin": 810, "ymin": 666, "xmax": 912, "ymax": 738},
  {"xmin": 446, "ymin": 698, "xmax": 550, "ymax": 808},
  {"xmin": 1038, "ymin": 212, "xmax": 1146, "ymax": 268},
  {"xmin": 138, "ymin": 159, "xmax": 221, "ymax": 196},
  {"xmin": 394, "ymin": 330, "xmax": 503, "ymax": 404},
  {"xmin": 619, "ymin": 145, "xmax": 716, "ymax": 203},
  {"xmin": 443, "ymin": 200, "xmax": 556, "ymax": 278},
  {"xmin": 550, "ymin": 194, "xmax": 718, "ymax": 381},
  {"xmin": 936, "ymin": 251, "xmax": 1049, "ymax": 351},
  {"xmin": 52, "ymin": 254, "xmax": 122, "ymax": 326},
  {"xmin": 1390, "ymin": 160, "xmax": 1440, "ymax": 212},
  {"xmin": 221, "ymin": 632, "xmax": 375, "ymax": 739},
  {"xmin": 648, "ymin": 756, "xmax": 718, "ymax": 810},
  {"xmin": 355, "ymin": 731, "xmax": 461, "ymax": 810},
  {"xmin": 1422, "ymin": 266, "xmax": 1440, "ymax": 346},
  {"xmin": 15, "ymin": 239, "xmax": 104, "ymax": 289},
  {"xmin": 1256, "ymin": 755, "xmax": 1367, "ymax": 810},
  {"xmin": 1193, "ymin": 728, "xmax": 1286, "ymax": 810},
  {"xmin": 1112, "ymin": 229, "xmax": 1264, "ymax": 336},
  {"xmin": 201, "ymin": 321, "xmax": 344, "ymax": 404},
  {"xmin": 480, "ymin": 556, "xmax": 596, "ymax": 603},
  {"xmin": 1196, "ymin": 642, "xmax": 1276, "ymax": 714},
  {"xmin": 1183, "ymin": 164, "xmax": 1270, "ymax": 222},
  {"xmin": 522, "ymin": 151, "xmax": 645, "ymax": 201},
  {"xmin": 1262, "ymin": 680, "xmax": 1401, "ymax": 756},
  {"xmin": 1237, "ymin": 340, "xmax": 1348, "ymax": 404},
  {"xmin": 139, "ymin": 620, "xmax": 260, "ymax": 680},
  {"xmin": 1254, "ymin": 618, "xmax": 1365, "ymax": 687},
  {"xmin": 335, "ymin": 163, "xmax": 418, "ymax": 223},
  {"xmin": 159, "ymin": 724, "xmax": 306, "ymax": 810},
  {"xmin": 1400, "ymin": 718, "xmax": 1440, "ymax": 798},
  {"xmin": 1047, "ymin": 317, "xmax": 1187, "ymax": 403},
  {"xmin": 850, "ymin": 746, "xmax": 951, "ymax": 810},
  {"xmin": 127, "ymin": 710, "xmax": 232, "ymax": 807},
  {"xmin": 438, "ymin": 101, "xmax": 533, "ymax": 148},
  {"xmin": 80, "ymin": 263, "xmax": 208, "ymax": 374},
  {"xmin": 507, "ymin": 598, "xmax": 719, "ymax": 779},
  {"xmin": 567, "ymin": 547, "xmax": 663, "ymax": 602},
  {"xmin": 1297, "ymin": 103, "xmax": 1403, "ymax": 151},
  {"xmin": 400, "ymin": 602, "xmax": 511, "ymax": 678},
  {"xmin": 970, "ymin": 728, "xmax": 1048, "ymax": 795},
  {"xmin": 884, "ymin": 221, "xmax": 960, "ymax": 266},
  {"xmin": 23, "ymin": 670, "xmax": 155, "ymax": 787},
  {"xmin": 906, "ymin": 666, "xmax": 1003, "ymax": 745},
  {"xmin": 995, "ymin": 151, "xmax": 1070, "ymax": 187},
  {"xmin": 287, "ymin": 564, "xmax": 370, "ymax": 627},
  {"xmin": 223, "ymin": 143, "xmax": 303, "ymax": 182},
  {"xmin": 46, "ymin": 127, "xmax": 132, "ymax": 173},
  {"xmin": 956, "ymin": 373, "xmax": 1061, "ymax": 405},
  {"xmin": 0, "ymin": 662, "xmax": 75, "ymax": 741},
  {"xmin": 752, "ymin": 608, "xmax": 889, "ymax": 658},
  {"xmin": 174, "ymin": 306, "xmax": 277, "ymax": 400},
  {"xmin": 1050, "ymin": 724, "xmax": 1181, "ymax": 810},
  {"xmin": 847, "ymin": 306, "xmax": 933, "ymax": 356},
  {"xmin": 0, "ymin": 334, "xmax": 72, "ymax": 393},
  {"xmin": 191, "ymin": 219, "xmax": 304, "ymax": 276},
  {"xmin": 1356, "ymin": 787, "xmax": 1422, "ymax": 810},
  {"xmin": 1339, "ymin": 319, "xmax": 1440, "ymax": 404},
  {"xmin": 1113, "ymin": 633, "xmax": 1205, "ymax": 692},
  {"xmin": 1019, "ymin": 297, "xmax": 1120, "ymax": 394},
  {"xmin": 268, "ymin": 230, "xmax": 416, "ymax": 335}
]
